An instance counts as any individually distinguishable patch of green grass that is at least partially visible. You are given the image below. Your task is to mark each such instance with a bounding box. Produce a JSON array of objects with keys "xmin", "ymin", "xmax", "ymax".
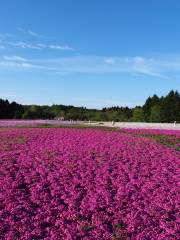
[
  {"xmin": 135, "ymin": 133, "xmax": 180, "ymax": 152},
  {"xmin": 118, "ymin": 129, "xmax": 180, "ymax": 152}
]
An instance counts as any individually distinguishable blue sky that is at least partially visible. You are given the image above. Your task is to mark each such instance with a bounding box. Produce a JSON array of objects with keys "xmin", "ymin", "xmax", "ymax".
[{"xmin": 0, "ymin": 0, "xmax": 180, "ymax": 109}]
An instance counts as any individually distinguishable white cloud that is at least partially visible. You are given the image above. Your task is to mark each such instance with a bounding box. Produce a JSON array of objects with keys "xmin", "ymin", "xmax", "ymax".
[
  {"xmin": 27, "ymin": 30, "xmax": 41, "ymax": 37},
  {"xmin": 38, "ymin": 55, "xmax": 180, "ymax": 78},
  {"xmin": 49, "ymin": 45, "xmax": 74, "ymax": 51},
  {"xmin": 17, "ymin": 27, "xmax": 42, "ymax": 38},
  {"xmin": 133, "ymin": 65, "xmax": 163, "ymax": 78},
  {"xmin": 9, "ymin": 41, "xmax": 41, "ymax": 49},
  {"xmin": 0, "ymin": 61, "xmax": 22, "ymax": 68},
  {"xmin": 0, "ymin": 61, "xmax": 34, "ymax": 68},
  {"xmin": 21, "ymin": 62, "xmax": 34, "ymax": 68},
  {"xmin": 0, "ymin": 54, "xmax": 180, "ymax": 79},
  {"xmin": 8, "ymin": 41, "xmax": 74, "ymax": 51},
  {"xmin": 3, "ymin": 55, "xmax": 27, "ymax": 62},
  {"xmin": 37, "ymin": 43, "xmax": 47, "ymax": 48},
  {"xmin": 132, "ymin": 56, "xmax": 164, "ymax": 78},
  {"xmin": 39, "ymin": 56, "xmax": 155, "ymax": 75},
  {"xmin": 0, "ymin": 29, "xmax": 75, "ymax": 51},
  {"xmin": 0, "ymin": 55, "xmax": 36, "ymax": 69},
  {"xmin": 16, "ymin": 27, "xmax": 57, "ymax": 41}
]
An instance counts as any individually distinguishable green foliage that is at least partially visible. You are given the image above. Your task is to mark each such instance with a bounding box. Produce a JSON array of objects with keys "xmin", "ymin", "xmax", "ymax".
[
  {"xmin": 143, "ymin": 94, "xmax": 160, "ymax": 121},
  {"xmin": 160, "ymin": 90, "xmax": 180, "ymax": 122},
  {"xmin": 143, "ymin": 90, "xmax": 180, "ymax": 123},
  {"xmin": 0, "ymin": 90, "xmax": 179, "ymax": 122},
  {"xmin": 132, "ymin": 107, "xmax": 145, "ymax": 122},
  {"xmin": 0, "ymin": 99, "xmax": 23, "ymax": 119},
  {"xmin": 149, "ymin": 105, "xmax": 161, "ymax": 122}
]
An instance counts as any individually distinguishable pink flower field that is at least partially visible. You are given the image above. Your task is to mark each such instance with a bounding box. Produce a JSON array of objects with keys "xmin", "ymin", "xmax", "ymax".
[{"xmin": 0, "ymin": 128, "xmax": 179, "ymax": 239}]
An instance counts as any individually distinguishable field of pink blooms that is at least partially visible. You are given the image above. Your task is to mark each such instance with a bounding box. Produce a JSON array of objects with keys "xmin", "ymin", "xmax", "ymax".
[
  {"xmin": 0, "ymin": 127, "xmax": 179, "ymax": 240},
  {"xmin": 0, "ymin": 120, "xmax": 80, "ymax": 127}
]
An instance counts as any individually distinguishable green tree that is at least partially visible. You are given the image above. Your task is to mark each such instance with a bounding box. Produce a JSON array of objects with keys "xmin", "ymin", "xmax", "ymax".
[
  {"xmin": 143, "ymin": 94, "xmax": 160, "ymax": 122},
  {"xmin": 132, "ymin": 107, "xmax": 145, "ymax": 122},
  {"xmin": 160, "ymin": 90, "xmax": 180, "ymax": 122},
  {"xmin": 149, "ymin": 105, "xmax": 161, "ymax": 122}
]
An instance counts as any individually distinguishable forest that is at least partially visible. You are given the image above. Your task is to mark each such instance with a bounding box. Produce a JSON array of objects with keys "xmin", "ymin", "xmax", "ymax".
[{"xmin": 0, "ymin": 90, "xmax": 179, "ymax": 123}]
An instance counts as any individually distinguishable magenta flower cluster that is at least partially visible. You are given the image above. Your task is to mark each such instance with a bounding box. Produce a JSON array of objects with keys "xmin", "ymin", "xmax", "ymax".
[
  {"xmin": 0, "ymin": 120, "xmax": 48, "ymax": 127},
  {"xmin": 0, "ymin": 128, "xmax": 179, "ymax": 239},
  {"xmin": 123, "ymin": 128, "xmax": 180, "ymax": 137}
]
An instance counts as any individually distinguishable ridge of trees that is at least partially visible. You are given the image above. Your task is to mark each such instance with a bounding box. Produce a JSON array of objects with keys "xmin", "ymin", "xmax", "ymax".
[{"xmin": 0, "ymin": 90, "xmax": 180, "ymax": 122}]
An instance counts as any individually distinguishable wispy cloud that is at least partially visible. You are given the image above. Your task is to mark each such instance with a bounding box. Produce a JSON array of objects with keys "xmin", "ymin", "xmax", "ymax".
[
  {"xmin": 37, "ymin": 43, "xmax": 47, "ymax": 48},
  {"xmin": 0, "ymin": 55, "xmax": 180, "ymax": 79},
  {"xmin": 0, "ymin": 55, "xmax": 36, "ymax": 68},
  {"xmin": 42, "ymin": 56, "xmax": 164, "ymax": 76},
  {"xmin": 3, "ymin": 55, "xmax": 27, "ymax": 62},
  {"xmin": 16, "ymin": 27, "xmax": 56, "ymax": 40},
  {"xmin": 0, "ymin": 29, "xmax": 75, "ymax": 51},
  {"xmin": 2, "ymin": 60, "xmax": 36, "ymax": 68},
  {"xmin": 17, "ymin": 27, "xmax": 42, "ymax": 38},
  {"xmin": 8, "ymin": 41, "xmax": 74, "ymax": 51},
  {"xmin": 9, "ymin": 41, "xmax": 41, "ymax": 49},
  {"xmin": 0, "ymin": 61, "xmax": 32, "ymax": 68},
  {"xmin": 27, "ymin": 30, "xmax": 41, "ymax": 37},
  {"xmin": 49, "ymin": 45, "xmax": 74, "ymax": 51},
  {"xmin": 131, "ymin": 56, "xmax": 164, "ymax": 78}
]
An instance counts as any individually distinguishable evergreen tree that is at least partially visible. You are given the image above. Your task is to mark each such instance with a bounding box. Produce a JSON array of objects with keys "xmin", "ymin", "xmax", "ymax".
[
  {"xmin": 143, "ymin": 94, "xmax": 160, "ymax": 122},
  {"xmin": 132, "ymin": 107, "xmax": 145, "ymax": 122},
  {"xmin": 160, "ymin": 90, "xmax": 180, "ymax": 122},
  {"xmin": 149, "ymin": 105, "xmax": 161, "ymax": 122}
]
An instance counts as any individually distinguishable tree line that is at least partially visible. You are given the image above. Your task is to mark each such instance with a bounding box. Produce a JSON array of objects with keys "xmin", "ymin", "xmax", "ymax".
[{"xmin": 0, "ymin": 90, "xmax": 180, "ymax": 122}]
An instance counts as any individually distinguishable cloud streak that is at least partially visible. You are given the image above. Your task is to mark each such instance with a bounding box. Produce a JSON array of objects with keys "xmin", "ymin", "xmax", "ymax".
[
  {"xmin": 3, "ymin": 55, "xmax": 27, "ymax": 62},
  {"xmin": 0, "ymin": 55, "xmax": 180, "ymax": 79},
  {"xmin": 8, "ymin": 41, "xmax": 74, "ymax": 51},
  {"xmin": 0, "ymin": 29, "xmax": 75, "ymax": 51},
  {"xmin": 49, "ymin": 45, "xmax": 74, "ymax": 51},
  {"xmin": 9, "ymin": 41, "xmax": 41, "ymax": 49},
  {"xmin": 17, "ymin": 27, "xmax": 42, "ymax": 38}
]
